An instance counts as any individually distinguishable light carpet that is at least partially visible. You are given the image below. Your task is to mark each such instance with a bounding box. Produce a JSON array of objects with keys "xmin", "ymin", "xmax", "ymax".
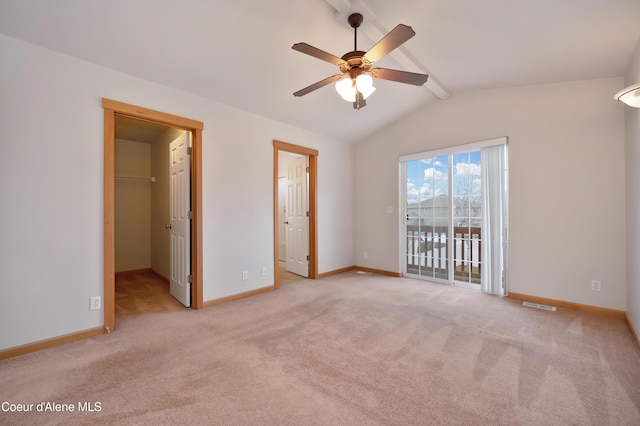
[{"xmin": 1, "ymin": 272, "xmax": 639, "ymax": 425}]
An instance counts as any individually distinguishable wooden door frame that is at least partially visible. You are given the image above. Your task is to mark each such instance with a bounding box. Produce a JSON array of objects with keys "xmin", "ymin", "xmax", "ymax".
[
  {"xmin": 273, "ymin": 140, "xmax": 318, "ymax": 288},
  {"xmin": 103, "ymin": 98, "xmax": 204, "ymax": 332}
]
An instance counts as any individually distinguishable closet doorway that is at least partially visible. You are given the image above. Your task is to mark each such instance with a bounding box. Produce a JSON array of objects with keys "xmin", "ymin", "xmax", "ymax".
[
  {"xmin": 103, "ymin": 98, "xmax": 204, "ymax": 332},
  {"xmin": 114, "ymin": 116, "xmax": 188, "ymax": 314}
]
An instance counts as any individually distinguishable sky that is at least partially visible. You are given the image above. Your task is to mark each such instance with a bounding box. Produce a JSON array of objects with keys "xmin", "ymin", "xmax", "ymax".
[{"xmin": 406, "ymin": 149, "xmax": 481, "ymax": 205}]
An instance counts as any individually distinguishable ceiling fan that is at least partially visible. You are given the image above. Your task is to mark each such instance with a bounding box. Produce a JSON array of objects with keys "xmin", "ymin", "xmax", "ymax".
[{"xmin": 292, "ymin": 13, "xmax": 429, "ymax": 110}]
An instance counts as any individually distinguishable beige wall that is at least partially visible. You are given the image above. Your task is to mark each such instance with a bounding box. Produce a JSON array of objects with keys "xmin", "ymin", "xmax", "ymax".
[
  {"xmin": 625, "ymin": 38, "xmax": 640, "ymax": 333},
  {"xmin": 150, "ymin": 133, "xmax": 175, "ymax": 280},
  {"xmin": 354, "ymin": 77, "xmax": 626, "ymax": 311},
  {"xmin": 0, "ymin": 34, "xmax": 354, "ymax": 350},
  {"xmin": 115, "ymin": 139, "xmax": 151, "ymax": 272}
]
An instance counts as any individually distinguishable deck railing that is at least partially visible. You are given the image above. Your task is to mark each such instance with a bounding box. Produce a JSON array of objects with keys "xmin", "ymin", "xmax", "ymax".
[{"xmin": 406, "ymin": 224, "xmax": 481, "ymax": 284}]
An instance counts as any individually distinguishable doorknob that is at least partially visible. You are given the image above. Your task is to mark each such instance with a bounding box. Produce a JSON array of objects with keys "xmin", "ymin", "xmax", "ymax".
[
  {"xmin": 165, "ymin": 224, "xmax": 172, "ymax": 230},
  {"xmin": 284, "ymin": 221, "xmax": 289, "ymax": 224}
]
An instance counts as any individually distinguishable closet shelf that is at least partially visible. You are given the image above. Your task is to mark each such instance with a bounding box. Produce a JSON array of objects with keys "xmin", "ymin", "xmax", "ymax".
[{"xmin": 115, "ymin": 175, "xmax": 155, "ymax": 183}]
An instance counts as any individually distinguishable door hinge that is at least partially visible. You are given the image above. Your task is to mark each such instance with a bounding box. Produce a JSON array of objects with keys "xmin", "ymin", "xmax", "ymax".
[
  {"xmin": 306, "ymin": 166, "xmax": 310, "ymax": 173},
  {"xmin": 306, "ymin": 255, "xmax": 310, "ymax": 261},
  {"xmin": 187, "ymin": 210, "xmax": 192, "ymax": 219},
  {"xmin": 187, "ymin": 146, "xmax": 192, "ymax": 155},
  {"xmin": 306, "ymin": 211, "xmax": 310, "ymax": 217},
  {"xmin": 187, "ymin": 275, "xmax": 192, "ymax": 284}
]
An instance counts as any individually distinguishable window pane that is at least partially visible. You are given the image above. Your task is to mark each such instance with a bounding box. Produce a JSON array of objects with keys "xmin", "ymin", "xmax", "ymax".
[
  {"xmin": 405, "ymin": 156, "xmax": 449, "ymax": 280},
  {"xmin": 451, "ymin": 150, "xmax": 481, "ymax": 285}
]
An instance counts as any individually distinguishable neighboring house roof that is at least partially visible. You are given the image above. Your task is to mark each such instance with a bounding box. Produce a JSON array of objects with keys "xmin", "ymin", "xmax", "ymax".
[{"xmin": 407, "ymin": 195, "xmax": 481, "ymax": 228}]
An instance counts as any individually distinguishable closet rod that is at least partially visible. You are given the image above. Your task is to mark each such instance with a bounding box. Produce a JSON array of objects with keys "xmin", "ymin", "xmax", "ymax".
[{"xmin": 115, "ymin": 175, "xmax": 155, "ymax": 183}]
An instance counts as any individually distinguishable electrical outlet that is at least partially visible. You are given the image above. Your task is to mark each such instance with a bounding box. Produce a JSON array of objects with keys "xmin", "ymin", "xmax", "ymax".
[
  {"xmin": 90, "ymin": 296, "xmax": 101, "ymax": 310},
  {"xmin": 242, "ymin": 271, "xmax": 248, "ymax": 281},
  {"xmin": 363, "ymin": 252, "xmax": 368, "ymax": 259},
  {"xmin": 591, "ymin": 280, "xmax": 601, "ymax": 292},
  {"xmin": 261, "ymin": 267, "xmax": 268, "ymax": 276}
]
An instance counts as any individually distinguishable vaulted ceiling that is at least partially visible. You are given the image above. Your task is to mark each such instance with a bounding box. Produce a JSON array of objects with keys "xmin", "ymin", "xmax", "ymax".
[{"xmin": 1, "ymin": 0, "xmax": 639, "ymax": 143}]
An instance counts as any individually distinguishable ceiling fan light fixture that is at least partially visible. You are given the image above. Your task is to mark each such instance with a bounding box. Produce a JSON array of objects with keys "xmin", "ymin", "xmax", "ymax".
[
  {"xmin": 614, "ymin": 83, "xmax": 640, "ymax": 108},
  {"xmin": 336, "ymin": 76, "xmax": 356, "ymax": 101},
  {"xmin": 335, "ymin": 74, "xmax": 376, "ymax": 103},
  {"xmin": 293, "ymin": 13, "xmax": 427, "ymax": 109}
]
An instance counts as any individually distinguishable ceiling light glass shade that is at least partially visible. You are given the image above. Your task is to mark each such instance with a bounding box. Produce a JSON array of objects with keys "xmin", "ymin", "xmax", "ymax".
[
  {"xmin": 356, "ymin": 74, "xmax": 373, "ymax": 90},
  {"xmin": 614, "ymin": 83, "xmax": 640, "ymax": 108},
  {"xmin": 335, "ymin": 74, "xmax": 376, "ymax": 102},
  {"xmin": 356, "ymin": 74, "xmax": 376, "ymax": 99},
  {"xmin": 335, "ymin": 76, "xmax": 356, "ymax": 102}
]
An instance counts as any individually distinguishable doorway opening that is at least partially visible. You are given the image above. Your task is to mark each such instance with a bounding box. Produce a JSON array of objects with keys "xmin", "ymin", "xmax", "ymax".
[
  {"xmin": 273, "ymin": 140, "xmax": 318, "ymax": 288},
  {"xmin": 113, "ymin": 116, "xmax": 190, "ymax": 314},
  {"xmin": 103, "ymin": 98, "xmax": 204, "ymax": 332}
]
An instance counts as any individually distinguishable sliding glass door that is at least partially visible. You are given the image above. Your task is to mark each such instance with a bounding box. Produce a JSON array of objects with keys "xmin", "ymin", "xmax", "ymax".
[{"xmin": 401, "ymin": 138, "xmax": 508, "ymax": 293}]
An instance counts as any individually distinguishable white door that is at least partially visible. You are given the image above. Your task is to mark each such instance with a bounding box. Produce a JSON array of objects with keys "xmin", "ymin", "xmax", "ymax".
[
  {"xmin": 285, "ymin": 157, "xmax": 309, "ymax": 277},
  {"xmin": 169, "ymin": 132, "xmax": 191, "ymax": 307}
]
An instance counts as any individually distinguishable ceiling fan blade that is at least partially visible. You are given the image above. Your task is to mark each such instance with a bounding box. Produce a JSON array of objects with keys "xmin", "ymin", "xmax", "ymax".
[
  {"xmin": 363, "ymin": 24, "xmax": 416, "ymax": 64},
  {"xmin": 371, "ymin": 68, "xmax": 429, "ymax": 86},
  {"xmin": 292, "ymin": 43, "xmax": 347, "ymax": 67},
  {"xmin": 293, "ymin": 74, "xmax": 343, "ymax": 97}
]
